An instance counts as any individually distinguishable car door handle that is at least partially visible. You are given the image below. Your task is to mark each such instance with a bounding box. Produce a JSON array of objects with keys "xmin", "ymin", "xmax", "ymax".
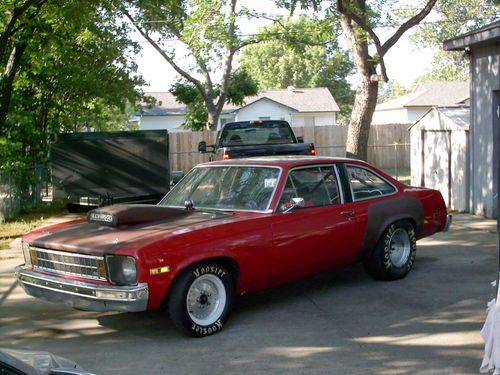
[{"xmin": 341, "ymin": 210, "xmax": 354, "ymax": 217}]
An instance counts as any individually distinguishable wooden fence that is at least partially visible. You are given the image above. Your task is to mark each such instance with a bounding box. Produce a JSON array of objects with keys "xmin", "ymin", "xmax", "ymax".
[{"xmin": 168, "ymin": 123, "xmax": 411, "ymax": 173}]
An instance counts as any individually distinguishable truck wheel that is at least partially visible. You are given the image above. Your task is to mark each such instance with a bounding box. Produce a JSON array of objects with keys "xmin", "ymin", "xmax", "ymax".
[
  {"xmin": 168, "ymin": 261, "xmax": 234, "ymax": 337},
  {"xmin": 363, "ymin": 221, "xmax": 416, "ymax": 281}
]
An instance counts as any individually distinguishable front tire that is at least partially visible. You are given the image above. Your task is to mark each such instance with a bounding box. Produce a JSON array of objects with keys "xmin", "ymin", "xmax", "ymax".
[
  {"xmin": 168, "ymin": 261, "xmax": 234, "ymax": 337},
  {"xmin": 363, "ymin": 221, "xmax": 416, "ymax": 281}
]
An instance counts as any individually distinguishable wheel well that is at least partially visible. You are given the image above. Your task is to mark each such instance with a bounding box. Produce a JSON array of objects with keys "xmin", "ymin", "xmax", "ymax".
[
  {"xmin": 161, "ymin": 257, "xmax": 240, "ymax": 310},
  {"xmin": 361, "ymin": 218, "xmax": 417, "ymax": 262}
]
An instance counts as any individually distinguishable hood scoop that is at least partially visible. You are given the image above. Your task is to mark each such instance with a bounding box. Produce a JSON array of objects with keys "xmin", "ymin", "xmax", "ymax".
[{"xmin": 87, "ymin": 204, "xmax": 196, "ymax": 227}]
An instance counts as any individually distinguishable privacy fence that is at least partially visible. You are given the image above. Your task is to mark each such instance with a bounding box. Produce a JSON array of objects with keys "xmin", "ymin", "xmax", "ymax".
[
  {"xmin": 0, "ymin": 124, "xmax": 410, "ymax": 221},
  {"xmin": 169, "ymin": 123, "xmax": 411, "ymax": 175}
]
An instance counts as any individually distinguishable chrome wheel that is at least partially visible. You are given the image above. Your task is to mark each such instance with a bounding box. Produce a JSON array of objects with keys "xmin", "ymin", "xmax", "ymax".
[
  {"xmin": 389, "ymin": 228, "xmax": 411, "ymax": 267},
  {"xmin": 186, "ymin": 274, "xmax": 226, "ymax": 326}
]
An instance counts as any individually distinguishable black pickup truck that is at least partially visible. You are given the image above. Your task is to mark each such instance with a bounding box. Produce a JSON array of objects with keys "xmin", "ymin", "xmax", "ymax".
[{"xmin": 198, "ymin": 120, "xmax": 316, "ymax": 160}]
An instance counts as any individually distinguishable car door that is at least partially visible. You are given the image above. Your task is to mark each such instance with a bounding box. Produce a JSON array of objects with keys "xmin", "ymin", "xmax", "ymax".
[{"xmin": 271, "ymin": 165, "xmax": 365, "ymax": 277}]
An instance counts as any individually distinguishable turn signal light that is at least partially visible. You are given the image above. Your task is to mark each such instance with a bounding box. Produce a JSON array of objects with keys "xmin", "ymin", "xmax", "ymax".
[
  {"xmin": 222, "ymin": 153, "xmax": 230, "ymax": 160},
  {"xmin": 310, "ymin": 148, "xmax": 317, "ymax": 156}
]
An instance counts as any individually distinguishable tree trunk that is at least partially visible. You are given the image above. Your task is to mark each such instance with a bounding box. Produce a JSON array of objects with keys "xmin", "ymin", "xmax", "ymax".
[
  {"xmin": 0, "ymin": 42, "xmax": 27, "ymax": 131},
  {"xmin": 346, "ymin": 76, "xmax": 379, "ymax": 161},
  {"xmin": 207, "ymin": 109, "xmax": 219, "ymax": 131},
  {"xmin": 340, "ymin": 13, "xmax": 378, "ymax": 161}
]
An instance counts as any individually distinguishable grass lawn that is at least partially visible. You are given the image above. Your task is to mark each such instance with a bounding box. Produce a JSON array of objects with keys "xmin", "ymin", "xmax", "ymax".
[{"xmin": 0, "ymin": 203, "xmax": 67, "ymax": 251}]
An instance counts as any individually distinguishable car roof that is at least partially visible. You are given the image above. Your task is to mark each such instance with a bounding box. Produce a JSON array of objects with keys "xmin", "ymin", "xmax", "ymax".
[{"xmin": 200, "ymin": 155, "xmax": 365, "ymax": 168}]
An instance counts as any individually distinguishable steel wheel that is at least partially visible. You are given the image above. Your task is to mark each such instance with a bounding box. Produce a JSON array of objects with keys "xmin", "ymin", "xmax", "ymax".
[
  {"xmin": 388, "ymin": 228, "xmax": 411, "ymax": 267},
  {"xmin": 363, "ymin": 221, "xmax": 416, "ymax": 281},
  {"xmin": 186, "ymin": 274, "xmax": 227, "ymax": 326},
  {"xmin": 168, "ymin": 261, "xmax": 234, "ymax": 337}
]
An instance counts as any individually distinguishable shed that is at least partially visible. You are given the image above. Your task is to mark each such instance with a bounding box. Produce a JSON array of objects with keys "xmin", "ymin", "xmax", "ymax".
[{"xmin": 410, "ymin": 107, "xmax": 470, "ymax": 211}]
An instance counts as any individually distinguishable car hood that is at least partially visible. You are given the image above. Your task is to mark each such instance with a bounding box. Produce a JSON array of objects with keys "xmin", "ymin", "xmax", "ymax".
[
  {"xmin": 0, "ymin": 347, "xmax": 94, "ymax": 375},
  {"xmin": 25, "ymin": 205, "xmax": 231, "ymax": 256}
]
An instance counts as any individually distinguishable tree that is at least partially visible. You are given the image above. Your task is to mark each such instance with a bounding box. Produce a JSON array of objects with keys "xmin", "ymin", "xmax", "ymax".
[
  {"xmin": 122, "ymin": 0, "xmax": 257, "ymax": 130},
  {"xmin": 0, "ymin": 0, "xmax": 48, "ymax": 131},
  {"xmin": 283, "ymin": 0, "xmax": 437, "ymax": 160},
  {"xmin": 377, "ymin": 80, "xmax": 410, "ymax": 104},
  {"xmin": 171, "ymin": 68, "xmax": 258, "ymax": 130},
  {"xmin": 238, "ymin": 16, "xmax": 354, "ymax": 123},
  {"xmin": 408, "ymin": 0, "xmax": 500, "ymax": 82},
  {"xmin": 1, "ymin": 1, "xmax": 144, "ymax": 168}
]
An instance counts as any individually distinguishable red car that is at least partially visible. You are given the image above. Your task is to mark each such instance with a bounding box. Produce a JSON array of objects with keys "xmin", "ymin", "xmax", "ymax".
[{"xmin": 16, "ymin": 156, "xmax": 451, "ymax": 337}]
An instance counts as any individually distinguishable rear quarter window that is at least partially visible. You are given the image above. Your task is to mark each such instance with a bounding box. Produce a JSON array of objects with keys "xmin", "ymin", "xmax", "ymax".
[{"xmin": 346, "ymin": 165, "xmax": 396, "ymax": 200}]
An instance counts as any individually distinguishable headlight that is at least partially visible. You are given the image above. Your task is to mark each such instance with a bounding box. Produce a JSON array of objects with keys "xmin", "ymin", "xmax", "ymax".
[
  {"xmin": 106, "ymin": 256, "xmax": 138, "ymax": 285},
  {"xmin": 22, "ymin": 241, "xmax": 32, "ymax": 267}
]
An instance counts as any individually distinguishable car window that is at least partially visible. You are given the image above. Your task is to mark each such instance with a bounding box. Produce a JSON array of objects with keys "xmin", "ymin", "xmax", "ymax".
[
  {"xmin": 220, "ymin": 122, "xmax": 294, "ymax": 146},
  {"xmin": 346, "ymin": 165, "xmax": 396, "ymax": 200},
  {"xmin": 160, "ymin": 166, "xmax": 280, "ymax": 212},
  {"xmin": 277, "ymin": 166, "xmax": 340, "ymax": 211}
]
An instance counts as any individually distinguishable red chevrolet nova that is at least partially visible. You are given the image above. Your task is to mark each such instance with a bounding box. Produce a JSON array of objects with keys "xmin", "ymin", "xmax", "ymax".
[{"xmin": 16, "ymin": 156, "xmax": 451, "ymax": 337}]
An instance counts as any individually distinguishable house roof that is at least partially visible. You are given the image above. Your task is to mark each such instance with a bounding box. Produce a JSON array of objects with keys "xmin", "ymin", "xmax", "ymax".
[
  {"xmin": 141, "ymin": 92, "xmax": 186, "ymax": 116},
  {"xmin": 409, "ymin": 106, "xmax": 470, "ymax": 131},
  {"xmin": 235, "ymin": 87, "xmax": 340, "ymax": 113},
  {"xmin": 141, "ymin": 87, "xmax": 339, "ymax": 117},
  {"xmin": 444, "ymin": 21, "xmax": 500, "ymax": 51},
  {"xmin": 376, "ymin": 82, "xmax": 469, "ymax": 111}
]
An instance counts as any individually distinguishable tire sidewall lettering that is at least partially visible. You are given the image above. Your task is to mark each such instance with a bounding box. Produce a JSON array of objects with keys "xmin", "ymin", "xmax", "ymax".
[
  {"xmin": 383, "ymin": 223, "xmax": 416, "ymax": 271},
  {"xmin": 190, "ymin": 319, "xmax": 223, "ymax": 335},
  {"xmin": 193, "ymin": 265, "xmax": 226, "ymax": 279}
]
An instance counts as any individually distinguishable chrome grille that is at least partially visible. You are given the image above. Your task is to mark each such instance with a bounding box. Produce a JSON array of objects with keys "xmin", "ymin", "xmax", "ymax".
[{"xmin": 30, "ymin": 247, "xmax": 106, "ymax": 281}]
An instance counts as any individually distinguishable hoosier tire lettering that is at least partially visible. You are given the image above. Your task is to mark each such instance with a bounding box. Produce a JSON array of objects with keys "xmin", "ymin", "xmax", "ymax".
[
  {"xmin": 167, "ymin": 261, "xmax": 234, "ymax": 337},
  {"xmin": 363, "ymin": 220, "xmax": 416, "ymax": 281}
]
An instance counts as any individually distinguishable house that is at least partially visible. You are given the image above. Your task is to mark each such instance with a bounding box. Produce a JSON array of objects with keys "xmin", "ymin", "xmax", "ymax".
[
  {"xmin": 409, "ymin": 107, "xmax": 470, "ymax": 212},
  {"xmin": 372, "ymin": 81, "xmax": 469, "ymax": 124},
  {"xmin": 444, "ymin": 21, "xmax": 500, "ymax": 218},
  {"xmin": 139, "ymin": 87, "xmax": 340, "ymax": 132}
]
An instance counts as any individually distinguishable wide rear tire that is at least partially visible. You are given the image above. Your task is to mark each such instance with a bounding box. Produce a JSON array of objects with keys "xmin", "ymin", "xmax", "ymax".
[
  {"xmin": 363, "ymin": 221, "xmax": 416, "ymax": 281},
  {"xmin": 168, "ymin": 261, "xmax": 234, "ymax": 337}
]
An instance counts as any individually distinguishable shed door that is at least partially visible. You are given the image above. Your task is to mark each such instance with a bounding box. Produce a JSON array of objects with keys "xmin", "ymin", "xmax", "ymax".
[{"xmin": 424, "ymin": 131, "xmax": 451, "ymax": 207}]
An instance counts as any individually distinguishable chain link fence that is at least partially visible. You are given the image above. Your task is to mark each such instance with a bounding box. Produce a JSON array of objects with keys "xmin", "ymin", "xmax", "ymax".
[{"xmin": 0, "ymin": 165, "xmax": 50, "ymax": 221}]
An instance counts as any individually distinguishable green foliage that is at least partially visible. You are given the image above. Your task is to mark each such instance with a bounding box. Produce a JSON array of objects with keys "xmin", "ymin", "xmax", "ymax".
[
  {"xmin": 0, "ymin": 0, "xmax": 144, "ymax": 169},
  {"xmin": 238, "ymin": 16, "xmax": 354, "ymax": 124},
  {"xmin": 377, "ymin": 80, "xmax": 411, "ymax": 103},
  {"xmin": 171, "ymin": 68, "xmax": 258, "ymax": 130},
  {"xmin": 409, "ymin": 0, "xmax": 500, "ymax": 81}
]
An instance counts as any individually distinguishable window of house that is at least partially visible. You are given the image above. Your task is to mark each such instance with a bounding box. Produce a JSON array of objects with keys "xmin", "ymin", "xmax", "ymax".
[{"xmin": 346, "ymin": 165, "xmax": 396, "ymax": 200}]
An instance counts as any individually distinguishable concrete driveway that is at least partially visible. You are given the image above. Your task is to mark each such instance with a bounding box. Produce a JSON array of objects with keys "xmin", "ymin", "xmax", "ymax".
[{"xmin": 0, "ymin": 213, "xmax": 497, "ymax": 374}]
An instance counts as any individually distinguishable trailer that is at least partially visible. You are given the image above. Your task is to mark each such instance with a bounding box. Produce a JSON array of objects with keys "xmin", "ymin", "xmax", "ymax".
[{"xmin": 51, "ymin": 130, "xmax": 169, "ymax": 211}]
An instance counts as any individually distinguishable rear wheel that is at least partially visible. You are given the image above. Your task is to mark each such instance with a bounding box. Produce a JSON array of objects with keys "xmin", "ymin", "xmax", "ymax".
[
  {"xmin": 168, "ymin": 261, "xmax": 234, "ymax": 337},
  {"xmin": 363, "ymin": 221, "xmax": 416, "ymax": 281}
]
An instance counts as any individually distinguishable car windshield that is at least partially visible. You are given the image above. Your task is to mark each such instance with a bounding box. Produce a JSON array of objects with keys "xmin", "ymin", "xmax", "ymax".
[
  {"xmin": 219, "ymin": 122, "xmax": 295, "ymax": 147},
  {"xmin": 159, "ymin": 166, "xmax": 281, "ymax": 212}
]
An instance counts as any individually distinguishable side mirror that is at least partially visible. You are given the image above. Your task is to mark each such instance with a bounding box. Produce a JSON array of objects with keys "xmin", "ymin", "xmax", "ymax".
[
  {"xmin": 198, "ymin": 141, "xmax": 207, "ymax": 153},
  {"xmin": 297, "ymin": 136, "xmax": 304, "ymax": 143},
  {"xmin": 283, "ymin": 197, "xmax": 305, "ymax": 213}
]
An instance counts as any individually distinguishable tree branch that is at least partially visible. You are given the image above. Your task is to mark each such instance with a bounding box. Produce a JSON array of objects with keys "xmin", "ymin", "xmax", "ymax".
[
  {"xmin": 380, "ymin": 0, "xmax": 437, "ymax": 55},
  {"xmin": 215, "ymin": 0, "xmax": 237, "ymax": 112},
  {"xmin": 122, "ymin": 7, "xmax": 208, "ymax": 100}
]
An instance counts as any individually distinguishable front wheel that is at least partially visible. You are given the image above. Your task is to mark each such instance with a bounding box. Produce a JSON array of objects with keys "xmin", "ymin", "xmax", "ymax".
[
  {"xmin": 363, "ymin": 221, "xmax": 416, "ymax": 281},
  {"xmin": 168, "ymin": 261, "xmax": 234, "ymax": 337}
]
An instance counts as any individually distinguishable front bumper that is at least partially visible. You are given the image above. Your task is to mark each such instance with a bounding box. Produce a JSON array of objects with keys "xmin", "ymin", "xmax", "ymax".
[{"xmin": 15, "ymin": 265, "xmax": 148, "ymax": 312}]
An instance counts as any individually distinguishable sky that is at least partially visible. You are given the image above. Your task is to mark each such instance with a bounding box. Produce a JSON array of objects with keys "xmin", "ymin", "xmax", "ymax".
[{"xmin": 131, "ymin": 0, "xmax": 436, "ymax": 93}]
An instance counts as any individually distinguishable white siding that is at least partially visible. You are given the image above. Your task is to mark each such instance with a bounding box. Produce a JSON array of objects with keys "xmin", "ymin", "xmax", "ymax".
[
  {"xmin": 234, "ymin": 99, "xmax": 293, "ymax": 123},
  {"xmin": 372, "ymin": 108, "xmax": 410, "ymax": 124},
  {"xmin": 470, "ymin": 45, "xmax": 500, "ymax": 217},
  {"xmin": 292, "ymin": 112, "xmax": 336, "ymax": 126},
  {"xmin": 410, "ymin": 108, "xmax": 470, "ymax": 212},
  {"xmin": 140, "ymin": 115, "xmax": 187, "ymax": 133},
  {"xmin": 373, "ymin": 107, "xmax": 429, "ymax": 124}
]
